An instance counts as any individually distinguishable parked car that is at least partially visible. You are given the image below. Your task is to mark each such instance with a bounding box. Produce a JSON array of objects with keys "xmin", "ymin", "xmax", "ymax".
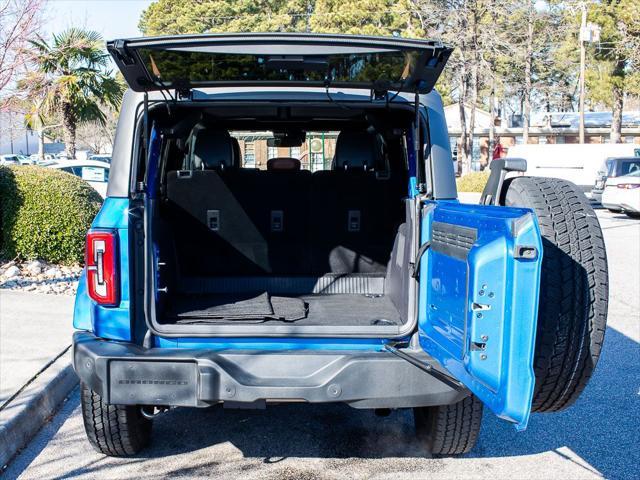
[
  {"xmin": 0, "ymin": 154, "xmax": 20, "ymax": 165},
  {"xmin": 49, "ymin": 159, "xmax": 110, "ymax": 197},
  {"xmin": 88, "ymin": 154, "xmax": 112, "ymax": 163},
  {"xmin": 73, "ymin": 33, "xmax": 608, "ymax": 457},
  {"xmin": 592, "ymin": 156, "xmax": 640, "ymax": 206},
  {"xmin": 15, "ymin": 154, "xmax": 34, "ymax": 165},
  {"xmin": 601, "ymin": 170, "xmax": 640, "ymax": 217}
]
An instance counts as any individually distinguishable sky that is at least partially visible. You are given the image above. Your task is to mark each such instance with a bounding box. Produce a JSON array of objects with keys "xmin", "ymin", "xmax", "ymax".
[{"xmin": 44, "ymin": 0, "xmax": 155, "ymax": 40}]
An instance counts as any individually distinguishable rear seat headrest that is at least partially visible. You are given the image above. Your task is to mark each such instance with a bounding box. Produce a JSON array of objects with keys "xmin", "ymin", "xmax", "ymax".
[
  {"xmin": 333, "ymin": 131, "xmax": 383, "ymax": 171},
  {"xmin": 188, "ymin": 123, "xmax": 235, "ymax": 170},
  {"xmin": 267, "ymin": 157, "xmax": 301, "ymax": 171}
]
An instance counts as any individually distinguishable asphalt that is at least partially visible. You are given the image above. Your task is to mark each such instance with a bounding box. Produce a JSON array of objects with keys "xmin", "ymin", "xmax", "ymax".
[
  {"xmin": 5, "ymin": 209, "xmax": 640, "ymax": 480},
  {"xmin": 0, "ymin": 291, "xmax": 74, "ymax": 403}
]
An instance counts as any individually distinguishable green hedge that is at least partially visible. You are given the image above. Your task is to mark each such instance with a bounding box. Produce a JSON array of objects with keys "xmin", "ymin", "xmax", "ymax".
[
  {"xmin": 456, "ymin": 171, "xmax": 490, "ymax": 193},
  {"xmin": 0, "ymin": 166, "xmax": 102, "ymax": 264}
]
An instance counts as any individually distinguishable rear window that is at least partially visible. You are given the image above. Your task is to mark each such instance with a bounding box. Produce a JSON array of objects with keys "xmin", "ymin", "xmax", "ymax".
[
  {"xmin": 230, "ymin": 131, "xmax": 339, "ymax": 172},
  {"xmin": 138, "ymin": 49, "xmax": 417, "ymax": 88},
  {"xmin": 619, "ymin": 160, "xmax": 640, "ymax": 176}
]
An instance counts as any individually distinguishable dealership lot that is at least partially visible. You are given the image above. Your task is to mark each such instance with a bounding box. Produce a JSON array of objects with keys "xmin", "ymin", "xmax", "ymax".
[{"xmin": 5, "ymin": 209, "xmax": 639, "ymax": 480}]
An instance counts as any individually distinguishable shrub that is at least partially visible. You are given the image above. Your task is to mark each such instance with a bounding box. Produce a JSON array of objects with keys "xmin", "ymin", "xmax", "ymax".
[
  {"xmin": 456, "ymin": 171, "xmax": 490, "ymax": 193},
  {"xmin": 0, "ymin": 165, "xmax": 102, "ymax": 264}
]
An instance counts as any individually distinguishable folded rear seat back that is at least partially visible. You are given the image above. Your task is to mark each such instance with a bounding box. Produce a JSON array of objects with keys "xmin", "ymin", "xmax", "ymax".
[
  {"xmin": 166, "ymin": 126, "xmax": 270, "ymax": 276},
  {"xmin": 166, "ymin": 130, "xmax": 313, "ymax": 277}
]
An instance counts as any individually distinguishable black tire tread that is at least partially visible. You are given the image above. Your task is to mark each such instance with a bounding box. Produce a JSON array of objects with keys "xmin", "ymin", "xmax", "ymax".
[
  {"xmin": 503, "ymin": 177, "xmax": 608, "ymax": 413},
  {"xmin": 414, "ymin": 395, "xmax": 483, "ymax": 456},
  {"xmin": 80, "ymin": 382, "xmax": 152, "ymax": 456}
]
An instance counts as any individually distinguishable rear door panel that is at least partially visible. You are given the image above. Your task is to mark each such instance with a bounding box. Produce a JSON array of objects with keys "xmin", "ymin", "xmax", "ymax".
[{"xmin": 419, "ymin": 201, "xmax": 542, "ymax": 430}]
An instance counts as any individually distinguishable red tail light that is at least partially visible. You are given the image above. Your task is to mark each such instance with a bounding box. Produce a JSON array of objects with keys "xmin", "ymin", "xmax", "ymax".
[
  {"xmin": 85, "ymin": 230, "xmax": 119, "ymax": 306},
  {"xmin": 617, "ymin": 183, "xmax": 640, "ymax": 189}
]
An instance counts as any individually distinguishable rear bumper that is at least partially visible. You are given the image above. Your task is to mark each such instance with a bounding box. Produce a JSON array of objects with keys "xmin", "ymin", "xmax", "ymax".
[{"xmin": 73, "ymin": 331, "xmax": 467, "ymax": 409}]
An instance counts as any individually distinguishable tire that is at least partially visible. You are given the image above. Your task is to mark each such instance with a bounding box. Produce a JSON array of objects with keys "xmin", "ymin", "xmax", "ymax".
[
  {"xmin": 625, "ymin": 211, "xmax": 640, "ymax": 219},
  {"xmin": 80, "ymin": 382, "xmax": 152, "ymax": 456},
  {"xmin": 607, "ymin": 208, "xmax": 622, "ymax": 213},
  {"xmin": 502, "ymin": 177, "xmax": 608, "ymax": 413},
  {"xmin": 414, "ymin": 395, "xmax": 483, "ymax": 456}
]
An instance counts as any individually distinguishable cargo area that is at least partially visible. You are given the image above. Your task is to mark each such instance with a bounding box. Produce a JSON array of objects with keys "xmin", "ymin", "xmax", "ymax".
[{"xmin": 144, "ymin": 104, "xmax": 417, "ymax": 334}]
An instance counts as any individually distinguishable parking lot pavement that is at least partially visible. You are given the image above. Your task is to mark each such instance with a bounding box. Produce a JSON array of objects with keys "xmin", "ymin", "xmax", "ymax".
[
  {"xmin": 6, "ymin": 210, "xmax": 640, "ymax": 480},
  {"xmin": 0, "ymin": 292, "xmax": 74, "ymax": 403}
]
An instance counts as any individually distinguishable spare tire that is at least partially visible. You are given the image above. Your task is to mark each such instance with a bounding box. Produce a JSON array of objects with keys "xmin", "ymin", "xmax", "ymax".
[{"xmin": 502, "ymin": 177, "xmax": 608, "ymax": 412}]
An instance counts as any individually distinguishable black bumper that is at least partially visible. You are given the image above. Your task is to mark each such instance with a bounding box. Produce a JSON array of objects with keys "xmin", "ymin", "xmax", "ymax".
[{"xmin": 73, "ymin": 331, "xmax": 467, "ymax": 409}]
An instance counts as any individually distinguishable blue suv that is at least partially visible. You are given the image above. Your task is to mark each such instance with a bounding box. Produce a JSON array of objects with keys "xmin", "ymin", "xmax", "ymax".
[{"xmin": 73, "ymin": 34, "xmax": 608, "ymax": 456}]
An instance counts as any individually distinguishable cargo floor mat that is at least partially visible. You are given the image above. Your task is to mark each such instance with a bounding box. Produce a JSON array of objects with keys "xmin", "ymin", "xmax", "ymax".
[{"xmin": 169, "ymin": 292, "xmax": 308, "ymax": 323}]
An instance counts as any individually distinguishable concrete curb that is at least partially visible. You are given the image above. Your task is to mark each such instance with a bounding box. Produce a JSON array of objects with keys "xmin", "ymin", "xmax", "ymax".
[{"xmin": 0, "ymin": 350, "xmax": 78, "ymax": 468}]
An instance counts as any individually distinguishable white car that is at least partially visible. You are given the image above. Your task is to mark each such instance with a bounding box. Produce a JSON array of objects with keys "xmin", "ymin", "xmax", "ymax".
[
  {"xmin": 88, "ymin": 154, "xmax": 112, "ymax": 163},
  {"xmin": 601, "ymin": 170, "xmax": 640, "ymax": 218},
  {"xmin": 48, "ymin": 159, "xmax": 110, "ymax": 198},
  {"xmin": 0, "ymin": 154, "xmax": 20, "ymax": 165}
]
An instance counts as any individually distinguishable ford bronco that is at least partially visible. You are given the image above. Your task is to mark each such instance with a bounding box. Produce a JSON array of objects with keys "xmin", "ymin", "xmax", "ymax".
[{"xmin": 73, "ymin": 33, "xmax": 608, "ymax": 456}]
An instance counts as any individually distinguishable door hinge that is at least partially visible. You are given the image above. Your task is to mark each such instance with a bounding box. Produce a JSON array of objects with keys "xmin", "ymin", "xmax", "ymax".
[{"xmin": 111, "ymin": 39, "xmax": 135, "ymax": 66}]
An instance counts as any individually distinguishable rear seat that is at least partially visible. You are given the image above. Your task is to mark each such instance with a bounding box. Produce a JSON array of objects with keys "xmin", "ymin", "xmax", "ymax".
[
  {"xmin": 166, "ymin": 126, "xmax": 265, "ymax": 275},
  {"xmin": 257, "ymin": 158, "xmax": 311, "ymax": 274},
  {"xmin": 166, "ymin": 126, "xmax": 404, "ymax": 277},
  {"xmin": 166, "ymin": 127, "xmax": 311, "ymax": 275},
  {"xmin": 311, "ymin": 131, "xmax": 401, "ymax": 274}
]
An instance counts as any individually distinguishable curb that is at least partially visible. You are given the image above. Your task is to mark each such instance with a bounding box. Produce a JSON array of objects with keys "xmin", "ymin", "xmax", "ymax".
[{"xmin": 0, "ymin": 349, "xmax": 78, "ymax": 468}]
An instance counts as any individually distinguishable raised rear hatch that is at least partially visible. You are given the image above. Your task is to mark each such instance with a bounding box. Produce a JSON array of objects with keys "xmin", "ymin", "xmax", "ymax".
[{"xmin": 107, "ymin": 33, "xmax": 452, "ymax": 95}]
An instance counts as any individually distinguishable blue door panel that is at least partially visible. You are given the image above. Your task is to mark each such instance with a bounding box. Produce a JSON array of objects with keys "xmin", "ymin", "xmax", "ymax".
[{"xmin": 419, "ymin": 201, "xmax": 542, "ymax": 431}]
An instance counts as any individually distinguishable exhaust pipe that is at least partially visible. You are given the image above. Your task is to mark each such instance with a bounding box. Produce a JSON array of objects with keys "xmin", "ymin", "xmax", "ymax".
[{"xmin": 140, "ymin": 406, "xmax": 169, "ymax": 420}]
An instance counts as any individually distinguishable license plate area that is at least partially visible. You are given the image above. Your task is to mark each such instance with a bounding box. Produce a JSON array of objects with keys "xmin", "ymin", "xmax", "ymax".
[{"xmin": 109, "ymin": 360, "xmax": 198, "ymax": 406}]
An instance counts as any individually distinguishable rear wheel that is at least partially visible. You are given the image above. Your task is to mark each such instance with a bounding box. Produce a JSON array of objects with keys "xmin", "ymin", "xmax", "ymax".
[
  {"xmin": 503, "ymin": 177, "xmax": 608, "ymax": 413},
  {"xmin": 414, "ymin": 395, "xmax": 483, "ymax": 456},
  {"xmin": 625, "ymin": 211, "xmax": 640, "ymax": 219},
  {"xmin": 80, "ymin": 382, "xmax": 152, "ymax": 456}
]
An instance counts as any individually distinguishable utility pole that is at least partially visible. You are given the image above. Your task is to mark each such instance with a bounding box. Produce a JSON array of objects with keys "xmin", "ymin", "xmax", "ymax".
[
  {"xmin": 578, "ymin": 2, "xmax": 587, "ymax": 144},
  {"xmin": 306, "ymin": 1, "xmax": 312, "ymax": 33}
]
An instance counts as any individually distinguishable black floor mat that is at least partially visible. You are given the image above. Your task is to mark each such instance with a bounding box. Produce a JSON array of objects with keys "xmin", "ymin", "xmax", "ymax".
[
  {"xmin": 164, "ymin": 293, "xmax": 402, "ymax": 327},
  {"xmin": 169, "ymin": 292, "xmax": 308, "ymax": 323}
]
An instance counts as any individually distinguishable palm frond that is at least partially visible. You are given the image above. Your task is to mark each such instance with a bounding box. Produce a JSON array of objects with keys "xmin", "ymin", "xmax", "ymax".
[{"xmin": 19, "ymin": 27, "xmax": 124, "ymax": 156}]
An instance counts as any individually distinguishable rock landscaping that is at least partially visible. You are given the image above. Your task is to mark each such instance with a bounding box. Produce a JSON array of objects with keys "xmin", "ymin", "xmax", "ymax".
[{"xmin": 0, "ymin": 259, "xmax": 82, "ymax": 296}]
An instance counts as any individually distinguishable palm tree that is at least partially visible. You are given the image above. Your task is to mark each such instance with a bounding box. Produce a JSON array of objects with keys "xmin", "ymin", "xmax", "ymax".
[{"xmin": 19, "ymin": 28, "xmax": 124, "ymax": 159}]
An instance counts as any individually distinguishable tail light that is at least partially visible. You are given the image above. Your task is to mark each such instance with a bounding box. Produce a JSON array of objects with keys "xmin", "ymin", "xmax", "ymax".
[
  {"xmin": 86, "ymin": 230, "xmax": 119, "ymax": 306},
  {"xmin": 617, "ymin": 183, "xmax": 640, "ymax": 189}
]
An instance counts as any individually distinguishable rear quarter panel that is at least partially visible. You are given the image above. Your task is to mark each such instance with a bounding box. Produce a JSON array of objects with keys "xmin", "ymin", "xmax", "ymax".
[{"xmin": 73, "ymin": 197, "xmax": 132, "ymax": 340}]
